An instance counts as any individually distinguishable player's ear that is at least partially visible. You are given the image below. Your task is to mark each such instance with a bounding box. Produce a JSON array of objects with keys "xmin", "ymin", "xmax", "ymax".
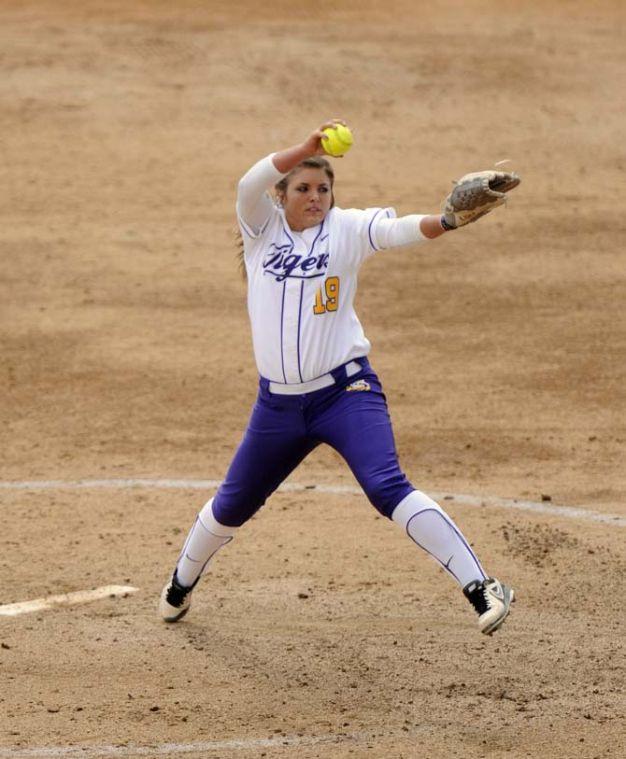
[{"xmin": 274, "ymin": 177, "xmax": 288, "ymax": 208}]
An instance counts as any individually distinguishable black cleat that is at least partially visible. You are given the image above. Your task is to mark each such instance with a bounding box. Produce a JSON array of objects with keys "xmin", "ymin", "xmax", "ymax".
[
  {"xmin": 464, "ymin": 577, "xmax": 515, "ymax": 635},
  {"xmin": 159, "ymin": 572, "xmax": 194, "ymax": 623}
]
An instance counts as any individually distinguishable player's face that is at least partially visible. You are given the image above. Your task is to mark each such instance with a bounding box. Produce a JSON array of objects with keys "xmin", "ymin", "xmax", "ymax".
[{"xmin": 282, "ymin": 168, "xmax": 333, "ymax": 231}]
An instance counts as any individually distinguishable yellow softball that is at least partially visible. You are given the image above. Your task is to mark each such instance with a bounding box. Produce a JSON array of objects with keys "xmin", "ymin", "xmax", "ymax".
[{"xmin": 321, "ymin": 124, "xmax": 354, "ymax": 157}]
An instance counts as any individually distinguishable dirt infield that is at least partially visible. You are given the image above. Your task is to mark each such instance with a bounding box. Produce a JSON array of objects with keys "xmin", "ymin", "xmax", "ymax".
[{"xmin": 1, "ymin": 1, "xmax": 625, "ymax": 757}]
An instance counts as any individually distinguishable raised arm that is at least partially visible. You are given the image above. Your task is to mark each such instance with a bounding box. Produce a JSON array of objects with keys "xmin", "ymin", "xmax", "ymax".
[
  {"xmin": 236, "ymin": 155, "xmax": 283, "ymax": 236},
  {"xmin": 271, "ymin": 119, "xmax": 347, "ymax": 173},
  {"xmin": 237, "ymin": 120, "xmax": 347, "ymax": 235}
]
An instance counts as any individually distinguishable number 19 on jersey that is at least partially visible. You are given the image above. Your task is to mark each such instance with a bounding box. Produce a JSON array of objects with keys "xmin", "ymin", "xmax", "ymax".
[{"xmin": 313, "ymin": 276, "xmax": 340, "ymax": 315}]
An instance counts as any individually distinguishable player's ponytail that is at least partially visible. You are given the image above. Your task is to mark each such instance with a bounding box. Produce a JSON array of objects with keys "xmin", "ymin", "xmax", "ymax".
[{"xmin": 235, "ymin": 229, "xmax": 246, "ymax": 281}]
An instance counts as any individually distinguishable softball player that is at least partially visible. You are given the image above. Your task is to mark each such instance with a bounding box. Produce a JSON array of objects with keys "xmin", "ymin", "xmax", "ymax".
[{"xmin": 159, "ymin": 120, "xmax": 516, "ymax": 635}]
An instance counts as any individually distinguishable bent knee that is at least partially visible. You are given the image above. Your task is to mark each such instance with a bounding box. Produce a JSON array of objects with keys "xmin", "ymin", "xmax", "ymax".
[
  {"xmin": 361, "ymin": 470, "xmax": 414, "ymax": 519},
  {"xmin": 212, "ymin": 488, "xmax": 266, "ymax": 528}
]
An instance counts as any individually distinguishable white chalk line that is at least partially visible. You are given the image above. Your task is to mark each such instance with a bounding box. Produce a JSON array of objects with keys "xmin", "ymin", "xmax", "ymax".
[
  {"xmin": 0, "ymin": 730, "xmax": 372, "ymax": 758},
  {"xmin": 0, "ymin": 481, "xmax": 622, "ymax": 759},
  {"xmin": 0, "ymin": 478, "xmax": 623, "ymax": 527},
  {"xmin": 0, "ymin": 585, "xmax": 139, "ymax": 617}
]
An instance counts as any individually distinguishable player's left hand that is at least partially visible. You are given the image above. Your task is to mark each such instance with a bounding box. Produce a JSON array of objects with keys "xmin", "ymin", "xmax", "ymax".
[{"xmin": 442, "ymin": 170, "xmax": 521, "ymax": 229}]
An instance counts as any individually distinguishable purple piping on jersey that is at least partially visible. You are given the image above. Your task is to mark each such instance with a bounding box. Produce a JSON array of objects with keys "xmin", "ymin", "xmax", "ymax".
[
  {"xmin": 307, "ymin": 218, "xmax": 326, "ymax": 264},
  {"xmin": 405, "ymin": 508, "xmax": 487, "ymax": 582},
  {"xmin": 294, "ymin": 217, "xmax": 326, "ymax": 384},
  {"xmin": 279, "ymin": 281, "xmax": 287, "ymax": 383},
  {"xmin": 281, "ymin": 219, "xmax": 296, "ymax": 247},
  {"xmin": 238, "ymin": 211, "xmax": 272, "ymax": 240},
  {"xmin": 277, "ymin": 223, "xmax": 295, "ymax": 384},
  {"xmin": 367, "ymin": 208, "xmax": 386, "ymax": 251},
  {"xmin": 296, "ymin": 280, "xmax": 304, "ymax": 382},
  {"xmin": 240, "ymin": 224, "xmax": 254, "ymax": 239},
  {"xmin": 308, "ymin": 221, "xmax": 325, "ymax": 252},
  {"xmin": 238, "ymin": 216, "xmax": 256, "ymax": 239}
]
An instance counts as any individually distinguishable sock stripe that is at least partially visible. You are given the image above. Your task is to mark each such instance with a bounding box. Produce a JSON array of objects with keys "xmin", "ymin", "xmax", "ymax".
[{"xmin": 406, "ymin": 507, "xmax": 487, "ymax": 585}]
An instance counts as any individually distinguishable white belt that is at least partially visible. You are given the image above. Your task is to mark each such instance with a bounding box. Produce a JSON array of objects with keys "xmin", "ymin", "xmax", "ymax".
[{"xmin": 268, "ymin": 361, "xmax": 362, "ymax": 395}]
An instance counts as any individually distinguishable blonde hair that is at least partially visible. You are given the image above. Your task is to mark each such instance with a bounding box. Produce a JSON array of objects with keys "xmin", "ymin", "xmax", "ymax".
[{"xmin": 274, "ymin": 156, "xmax": 335, "ymax": 204}]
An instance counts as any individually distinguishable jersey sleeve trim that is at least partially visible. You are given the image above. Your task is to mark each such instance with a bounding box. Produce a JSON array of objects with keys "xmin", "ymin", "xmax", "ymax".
[
  {"xmin": 367, "ymin": 207, "xmax": 395, "ymax": 252},
  {"xmin": 237, "ymin": 195, "xmax": 278, "ymax": 240},
  {"xmin": 237, "ymin": 212, "xmax": 257, "ymax": 239},
  {"xmin": 279, "ymin": 280, "xmax": 288, "ymax": 383}
]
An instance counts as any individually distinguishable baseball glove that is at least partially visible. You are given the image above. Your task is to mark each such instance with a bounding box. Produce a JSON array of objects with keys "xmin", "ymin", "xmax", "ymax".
[{"xmin": 442, "ymin": 170, "xmax": 521, "ymax": 229}]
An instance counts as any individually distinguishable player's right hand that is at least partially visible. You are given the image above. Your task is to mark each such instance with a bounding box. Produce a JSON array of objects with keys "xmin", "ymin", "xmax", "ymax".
[{"xmin": 303, "ymin": 119, "xmax": 348, "ymax": 156}]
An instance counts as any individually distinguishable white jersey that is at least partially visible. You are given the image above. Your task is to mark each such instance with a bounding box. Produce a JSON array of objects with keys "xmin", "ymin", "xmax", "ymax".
[{"xmin": 236, "ymin": 155, "xmax": 426, "ymax": 384}]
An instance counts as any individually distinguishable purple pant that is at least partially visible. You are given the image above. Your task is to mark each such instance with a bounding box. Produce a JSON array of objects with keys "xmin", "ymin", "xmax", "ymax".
[{"xmin": 212, "ymin": 359, "xmax": 415, "ymax": 527}]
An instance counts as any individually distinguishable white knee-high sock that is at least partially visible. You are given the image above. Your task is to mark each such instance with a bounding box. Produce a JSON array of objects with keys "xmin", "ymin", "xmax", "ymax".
[
  {"xmin": 175, "ymin": 498, "xmax": 237, "ymax": 588},
  {"xmin": 391, "ymin": 490, "xmax": 486, "ymax": 588}
]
